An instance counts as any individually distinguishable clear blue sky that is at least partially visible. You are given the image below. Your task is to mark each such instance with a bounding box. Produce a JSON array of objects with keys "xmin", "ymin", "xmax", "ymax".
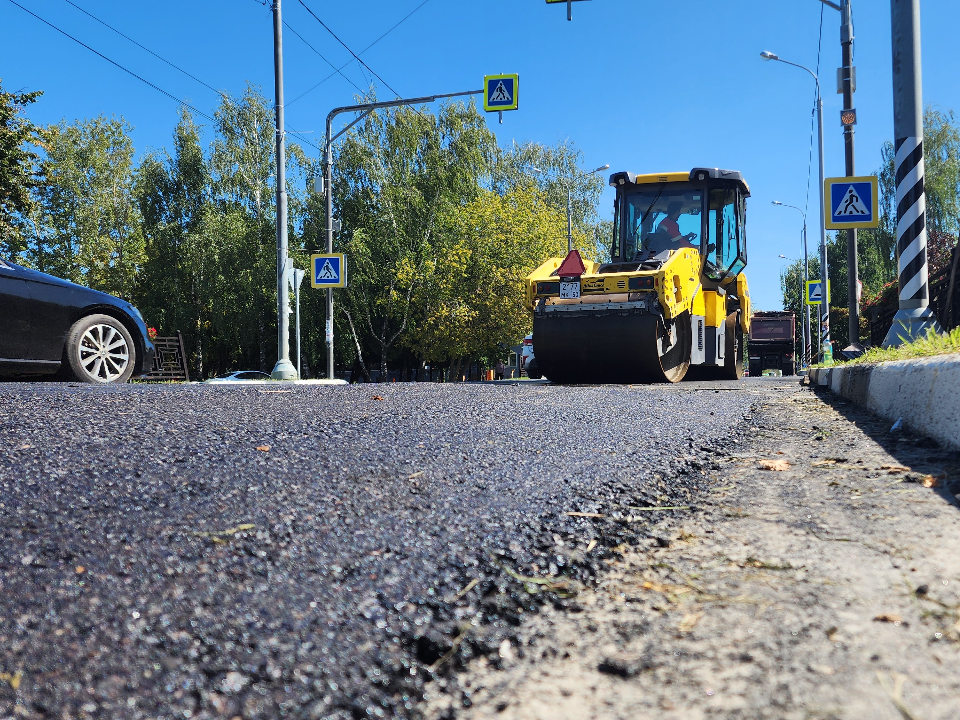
[{"xmin": 2, "ymin": 0, "xmax": 958, "ymax": 310}]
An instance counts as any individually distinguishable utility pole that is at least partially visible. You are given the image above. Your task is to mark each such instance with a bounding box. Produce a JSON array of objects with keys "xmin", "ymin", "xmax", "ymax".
[
  {"xmin": 270, "ymin": 0, "xmax": 297, "ymax": 380},
  {"xmin": 839, "ymin": 0, "xmax": 862, "ymax": 351},
  {"xmin": 883, "ymin": 0, "xmax": 941, "ymax": 345}
]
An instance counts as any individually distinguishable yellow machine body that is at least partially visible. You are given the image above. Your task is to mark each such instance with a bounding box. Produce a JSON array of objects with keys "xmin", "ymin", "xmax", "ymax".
[{"xmin": 526, "ymin": 168, "xmax": 752, "ymax": 383}]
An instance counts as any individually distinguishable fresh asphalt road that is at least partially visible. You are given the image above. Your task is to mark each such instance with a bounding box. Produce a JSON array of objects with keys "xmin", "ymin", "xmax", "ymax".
[{"xmin": 0, "ymin": 377, "xmax": 794, "ymax": 719}]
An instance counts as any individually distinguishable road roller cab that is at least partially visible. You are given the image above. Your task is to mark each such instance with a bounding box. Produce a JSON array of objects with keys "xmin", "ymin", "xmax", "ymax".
[{"xmin": 525, "ymin": 168, "xmax": 752, "ymax": 383}]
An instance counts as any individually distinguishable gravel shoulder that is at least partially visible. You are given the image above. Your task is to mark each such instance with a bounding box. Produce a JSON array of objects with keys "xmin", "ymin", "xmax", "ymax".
[{"xmin": 423, "ymin": 382, "xmax": 960, "ymax": 720}]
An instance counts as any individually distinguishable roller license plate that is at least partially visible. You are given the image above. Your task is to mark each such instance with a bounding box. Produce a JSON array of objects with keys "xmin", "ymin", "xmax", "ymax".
[{"xmin": 559, "ymin": 280, "xmax": 581, "ymax": 299}]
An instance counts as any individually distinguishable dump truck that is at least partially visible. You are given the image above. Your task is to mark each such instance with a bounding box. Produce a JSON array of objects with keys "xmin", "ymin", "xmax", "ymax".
[
  {"xmin": 524, "ymin": 168, "xmax": 751, "ymax": 383},
  {"xmin": 748, "ymin": 311, "xmax": 796, "ymax": 377}
]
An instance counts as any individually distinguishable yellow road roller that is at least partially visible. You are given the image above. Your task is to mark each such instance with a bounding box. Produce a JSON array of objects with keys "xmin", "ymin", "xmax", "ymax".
[{"xmin": 525, "ymin": 168, "xmax": 752, "ymax": 383}]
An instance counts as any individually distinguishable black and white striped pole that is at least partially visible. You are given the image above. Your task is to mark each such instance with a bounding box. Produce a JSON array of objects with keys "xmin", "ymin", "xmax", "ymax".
[{"xmin": 883, "ymin": 0, "xmax": 941, "ymax": 346}]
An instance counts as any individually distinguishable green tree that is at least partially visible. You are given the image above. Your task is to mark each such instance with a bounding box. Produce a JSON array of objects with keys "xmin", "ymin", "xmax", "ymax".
[
  {"xmin": 32, "ymin": 115, "xmax": 144, "ymax": 298},
  {"xmin": 0, "ymin": 80, "xmax": 44, "ymax": 257},
  {"xmin": 409, "ymin": 185, "xmax": 567, "ymax": 376},
  {"xmin": 334, "ymin": 99, "xmax": 498, "ymax": 379},
  {"xmin": 495, "ymin": 139, "xmax": 608, "ymax": 261},
  {"xmin": 135, "ymin": 110, "xmax": 212, "ymax": 373}
]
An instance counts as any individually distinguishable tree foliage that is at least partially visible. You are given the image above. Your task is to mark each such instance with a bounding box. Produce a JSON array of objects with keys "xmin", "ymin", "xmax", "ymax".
[
  {"xmin": 32, "ymin": 115, "xmax": 145, "ymax": 298},
  {"xmin": 0, "ymin": 80, "xmax": 44, "ymax": 255}
]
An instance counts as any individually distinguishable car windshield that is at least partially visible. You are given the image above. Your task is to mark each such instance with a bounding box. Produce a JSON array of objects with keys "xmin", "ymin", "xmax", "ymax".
[{"xmin": 619, "ymin": 187, "xmax": 703, "ymax": 261}]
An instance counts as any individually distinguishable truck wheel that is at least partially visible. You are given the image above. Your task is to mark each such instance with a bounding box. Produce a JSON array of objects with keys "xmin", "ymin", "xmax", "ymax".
[
  {"xmin": 749, "ymin": 361, "xmax": 761, "ymax": 378},
  {"xmin": 527, "ymin": 359, "xmax": 543, "ymax": 380},
  {"xmin": 65, "ymin": 314, "xmax": 137, "ymax": 384},
  {"xmin": 781, "ymin": 361, "xmax": 795, "ymax": 377},
  {"xmin": 719, "ymin": 310, "xmax": 744, "ymax": 380}
]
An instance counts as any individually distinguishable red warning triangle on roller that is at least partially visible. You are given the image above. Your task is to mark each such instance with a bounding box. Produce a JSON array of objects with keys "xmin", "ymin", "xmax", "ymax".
[{"xmin": 557, "ymin": 249, "xmax": 586, "ymax": 278}]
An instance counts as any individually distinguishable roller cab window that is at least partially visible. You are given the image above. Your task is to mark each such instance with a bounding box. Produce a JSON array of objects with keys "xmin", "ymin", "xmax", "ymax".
[
  {"xmin": 705, "ymin": 188, "xmax": 747, "ymax": 281},
  {"xmin": 616, "ymin": 188, "xmax": 703, "ymax": 262}
]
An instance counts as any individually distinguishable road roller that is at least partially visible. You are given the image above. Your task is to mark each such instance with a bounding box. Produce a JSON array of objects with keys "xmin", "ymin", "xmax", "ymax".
[{"xmin": 525, "ymin": 168, "xmax": 752, "ymax": 383}]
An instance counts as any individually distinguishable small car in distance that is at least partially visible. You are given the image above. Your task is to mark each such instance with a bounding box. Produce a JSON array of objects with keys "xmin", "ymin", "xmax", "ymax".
[
  {"xmin": 0, "ymin": 258, "xmax": 154, "ymax": 384},
  {"xmin": 205, "ymin": 371, "xmax": 273, "ymax": 383}
]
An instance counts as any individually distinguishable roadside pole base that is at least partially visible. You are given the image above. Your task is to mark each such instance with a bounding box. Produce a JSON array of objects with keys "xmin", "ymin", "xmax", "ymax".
[
  {"xmin": 841, "ymin": 342, "xmax": 866, "ymax": 360},
  {"xmin": 270, "ymin": 359, "xmax": 299, "ymax": 381},
  {"xmin": 881, "ymin": 307, "xmax": 942, "ymax": 348}
]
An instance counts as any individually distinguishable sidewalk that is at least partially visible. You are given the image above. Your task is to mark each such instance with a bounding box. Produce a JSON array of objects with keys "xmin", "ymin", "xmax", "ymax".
[{"xmin": 424, "ymin": 383, "xmax": 960, "ymax": 719}]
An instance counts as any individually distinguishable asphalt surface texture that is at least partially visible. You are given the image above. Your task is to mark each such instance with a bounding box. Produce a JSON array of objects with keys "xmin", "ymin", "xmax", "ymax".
[{"xmin": 0, "ymin": 377, "xmax": 792, "ymax": 719}]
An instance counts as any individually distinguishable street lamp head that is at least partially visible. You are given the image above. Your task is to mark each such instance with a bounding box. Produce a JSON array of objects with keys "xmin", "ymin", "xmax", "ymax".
[
  {"xmin": 772, "ymin": 200, "xmax": 783, "ymax": 206},
  {"xmin": 779, "ymin": 254, "xmax": 788, "ymax": 259},
  {"xmin": 591, "ymin": 164, "xmax": 610, "ymax": 174},
  {"xmin": 760, "ymin": 51, "xmax": 779, "ymax": 61}
]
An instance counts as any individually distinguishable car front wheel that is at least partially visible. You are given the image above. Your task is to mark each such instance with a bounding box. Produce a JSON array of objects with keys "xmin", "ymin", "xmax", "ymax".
[{"xmin": 65, "ymin": 314, "xmax": 137, "ymax": 384}]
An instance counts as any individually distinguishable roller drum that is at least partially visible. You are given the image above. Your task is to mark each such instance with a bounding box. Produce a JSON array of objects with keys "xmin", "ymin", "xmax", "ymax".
[{"xmin": 533, "ymin": 309, "xmax": 690, "ymax": 384}]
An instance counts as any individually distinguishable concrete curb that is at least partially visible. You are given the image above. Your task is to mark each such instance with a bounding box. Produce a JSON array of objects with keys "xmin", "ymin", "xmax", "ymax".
[{"xmin": 808, "ymin": 354, "xmax": 960, "ymax": 451}]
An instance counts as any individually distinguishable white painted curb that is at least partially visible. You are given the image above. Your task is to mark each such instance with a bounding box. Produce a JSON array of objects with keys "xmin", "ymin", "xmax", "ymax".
[{"xmin": 809, "ymin": 354, "xmax": 960, "ymax": 451}]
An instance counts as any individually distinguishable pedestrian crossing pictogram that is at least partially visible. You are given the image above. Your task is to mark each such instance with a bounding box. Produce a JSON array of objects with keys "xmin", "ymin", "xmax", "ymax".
[
  {"xmin": 834, "ymin": 185, "xmax": 869, "ymax": 216},
  {"xmin": 316, "ymin": 260, "xmax": 337, "ymax": 280},
  {"xmin": 489, "ymin": 81, "xmax": 511, "ymax": 104}
]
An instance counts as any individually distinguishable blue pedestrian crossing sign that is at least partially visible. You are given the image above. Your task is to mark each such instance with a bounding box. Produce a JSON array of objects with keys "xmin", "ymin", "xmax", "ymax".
[
  {"xmin": 806, "ymin": 279, "xmax": 831, "ymax": 306},
  {"xmin": 311, "ymin": 253, "xmax": 347, "ymax": 288},
  {"xmin": 484, "ymin": 74, "xmax": 519, "ymax": 112},
  {"xmin": 824, "ymin": 176, "xmax": 879, "ymax": 229}
]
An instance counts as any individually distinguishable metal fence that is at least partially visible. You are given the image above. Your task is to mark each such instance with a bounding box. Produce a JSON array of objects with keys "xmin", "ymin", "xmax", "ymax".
[{"xmin": 140, "ymin": 332, "xmax": 190, "ymax": 382}]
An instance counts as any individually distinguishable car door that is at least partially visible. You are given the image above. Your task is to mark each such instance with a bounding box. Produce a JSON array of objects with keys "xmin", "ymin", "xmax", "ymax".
[{"xmin": 0, "ymin": 260, "xmax": 34, "ymax": 361}]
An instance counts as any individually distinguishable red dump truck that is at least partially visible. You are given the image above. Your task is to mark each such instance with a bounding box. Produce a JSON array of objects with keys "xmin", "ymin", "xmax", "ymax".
[{"xmin": 748, "ymin": 311, "xmax": 796, "ymax": 377}]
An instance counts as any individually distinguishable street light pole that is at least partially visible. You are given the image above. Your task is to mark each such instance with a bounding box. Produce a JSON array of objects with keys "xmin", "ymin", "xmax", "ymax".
[
  {"xmin": 761, "ymin": 51, "xmax": 832, "ymax": 362},
  {"xmin": 270, "ymin": 0, "xmax": 297, "ymax": 380},
  {"xmin": 773, "ymin": 201, "xmax": 812, "ymax": 367},
  {"xmin": 532, "ymin": 164, "xmax": 609, "ymax": 254},
  {"xmin": 883, "ymin": 0, "xmax": 940, "ymax": 345},
  {"xmin": 323, "ymin": 89, "xmax": 484, "ymax": 379}
]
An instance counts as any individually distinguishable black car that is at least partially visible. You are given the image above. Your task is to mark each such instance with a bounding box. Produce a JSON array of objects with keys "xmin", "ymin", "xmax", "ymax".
[{"xmin": 0, "ymin": 259, "xmax": 155, "ymax": 384}]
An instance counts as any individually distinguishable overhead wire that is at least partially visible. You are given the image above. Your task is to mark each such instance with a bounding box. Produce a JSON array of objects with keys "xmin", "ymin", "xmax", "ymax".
[
  {"xmin": 805, "ymin": 4, "xmax": 825, "ymax": 222},
  {"xmin": 279, "ymin": 16, "xmax": 368, "ymax": 97},
  {"xmin": 294, "ymin": 0, "xmax": 407, "ymax": 100},
  {"xmin": 29, "ymin": 0, "xmax": 323, "ymax": 154},
  {"xmin": 286, "ymin": 0, "xmax": 431, "ymax": 106},
  {"xmin": 7, "ymin": 0, "xmax": 217, "ymax": 124},
  {"xmin": 62, "ymin": 0, "xmax": 225, "ymax": 100}
]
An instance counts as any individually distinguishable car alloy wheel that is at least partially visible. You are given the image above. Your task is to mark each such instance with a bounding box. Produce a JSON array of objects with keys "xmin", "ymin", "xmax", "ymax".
[
  {"xmin": 65, "ymin": 314, "xmax": 137, "ymax": 384},
  {"xmin": 79, "ymin": 324, "xmax": 130, "ymax": 381}
]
